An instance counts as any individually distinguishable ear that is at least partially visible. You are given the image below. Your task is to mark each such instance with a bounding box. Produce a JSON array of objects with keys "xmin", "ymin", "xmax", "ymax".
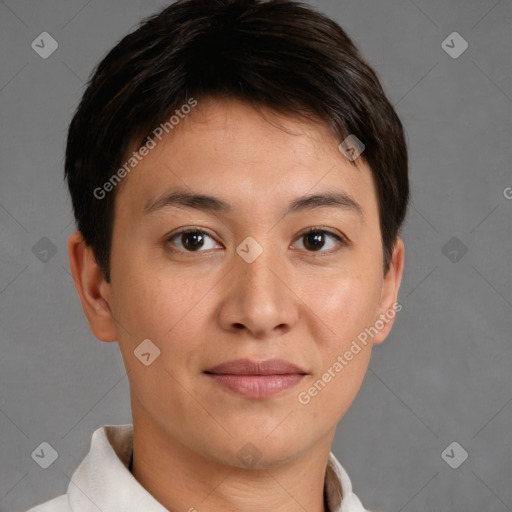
[
  {"xmin": 372, "ymin": 237, "xmax": 405, "ymax": 344},
  {"xmin": 67, "ymin": 230, "xmax": 117, "ymax": 342}
]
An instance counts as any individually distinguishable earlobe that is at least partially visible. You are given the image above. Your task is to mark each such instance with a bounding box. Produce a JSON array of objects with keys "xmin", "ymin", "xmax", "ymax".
[
  {"xmin": 372, "ymin": 237, "xmax": 405, "ymax": 344},
  {"xmin": 67, "ymin": 231, "xmax": 117, "ymax": 342}
]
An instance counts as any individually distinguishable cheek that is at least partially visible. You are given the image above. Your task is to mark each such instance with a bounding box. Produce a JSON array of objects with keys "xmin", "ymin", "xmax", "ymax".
[
  {"xmin": 111, "ymin": 260, "xmax": 222, "ymax": 379},
  {"xmin": 113, "ymin": 272, "xmax": 201, "ymax": 340},
  {"xmin": 294, "ymin": 272, "xmax": 379, "ymax": 423},
  {"xmin": 111, "ymin": 269, "xmax": 208, "ymax": 405},
  {"xmin": 303, "ymin": 266, "xmax": 382, "ymax": 344}
]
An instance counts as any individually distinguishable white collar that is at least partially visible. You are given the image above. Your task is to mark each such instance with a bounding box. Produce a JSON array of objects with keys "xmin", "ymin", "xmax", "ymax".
[{"xmin": 66, "ymin": 424, "xmax": 369, "ymax": 512}]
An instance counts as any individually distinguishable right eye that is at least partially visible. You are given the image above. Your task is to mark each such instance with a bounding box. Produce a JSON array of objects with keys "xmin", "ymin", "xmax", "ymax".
[{"xmin": 165, "ymin": 228, "xmax": 223, "ymax": 253}]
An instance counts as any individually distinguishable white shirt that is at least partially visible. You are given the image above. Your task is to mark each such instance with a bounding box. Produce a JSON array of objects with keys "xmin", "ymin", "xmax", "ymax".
[{"xmin": 26, "ymin": 424, "xmax": 371, "ymax": 512}]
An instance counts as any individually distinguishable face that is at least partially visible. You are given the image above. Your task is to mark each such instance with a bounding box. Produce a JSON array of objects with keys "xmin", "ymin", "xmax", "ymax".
[{"xmin": 79, "ymin": 98, "xmax": 403, "ymax": 468}]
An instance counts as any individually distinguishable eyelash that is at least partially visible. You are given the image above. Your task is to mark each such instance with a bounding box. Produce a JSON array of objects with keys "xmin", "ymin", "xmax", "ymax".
[{"xmin": 164, "ymin": 226, "xmax": 346, "ymax": 256}]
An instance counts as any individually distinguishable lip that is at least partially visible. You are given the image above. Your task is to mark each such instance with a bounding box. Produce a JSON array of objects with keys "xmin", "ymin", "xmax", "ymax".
[
  {"xmin": 205, "ymin": 358, "xmax": 307, "ymax": 375},
  {"xmin": 204, "ymin": 358, "xmax": 307, "ymax": 399}
]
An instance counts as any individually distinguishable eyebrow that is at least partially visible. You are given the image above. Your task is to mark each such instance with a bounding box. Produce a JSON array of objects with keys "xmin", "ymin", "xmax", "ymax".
[{"xmin": 143, "ymin": 189, "xmax": 364, "ymax": 218}]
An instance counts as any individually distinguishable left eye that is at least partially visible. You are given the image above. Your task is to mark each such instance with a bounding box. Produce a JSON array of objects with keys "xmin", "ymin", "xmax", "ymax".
[{"xmin": 293, "ymin": 229, "xmax": 344, "ymax": 253}]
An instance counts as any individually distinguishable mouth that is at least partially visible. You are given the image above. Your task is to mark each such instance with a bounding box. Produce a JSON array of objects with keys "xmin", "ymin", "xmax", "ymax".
[{"xmin": 203, "ymin": 358, "xmax": 308, "ymax": 399}]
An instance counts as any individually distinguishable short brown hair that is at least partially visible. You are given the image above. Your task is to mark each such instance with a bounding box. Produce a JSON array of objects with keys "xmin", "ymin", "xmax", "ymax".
[{"xmin": 65, "ymin": 0, "xmax": 409, "ymax": 282}]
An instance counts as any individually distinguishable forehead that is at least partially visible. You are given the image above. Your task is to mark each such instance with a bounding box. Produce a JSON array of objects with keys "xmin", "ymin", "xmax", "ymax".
[{"xmin": 114, "ymin": 98, "xmax": 378, "ymax": 221}]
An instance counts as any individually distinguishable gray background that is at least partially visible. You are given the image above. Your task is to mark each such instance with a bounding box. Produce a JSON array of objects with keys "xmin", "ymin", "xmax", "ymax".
[{"xmin": 0, "ymin": 0, "xmax": 511, "ymax": 511}]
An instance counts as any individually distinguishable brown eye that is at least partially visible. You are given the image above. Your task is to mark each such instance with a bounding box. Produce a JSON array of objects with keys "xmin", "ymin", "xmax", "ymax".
[
  {"xmin": 166, "ymin": 229, "xmax": 220, "ymax": 253},
  {"xmin": 294, "ymin": 229, "xmax": 344, "ymax": 254},
  {"xmin": 180, "ymin": 231, "xmax": 205, "ymax": 251},
  {"xmin": 303, "ymin": 231, "xmax": 326, "ymax": 251}
]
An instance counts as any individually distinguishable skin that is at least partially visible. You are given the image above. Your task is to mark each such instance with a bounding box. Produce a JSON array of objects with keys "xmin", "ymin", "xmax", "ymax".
[{"xmin": 68, "ymin": 98, "xmax": 404, "ymax": 512}]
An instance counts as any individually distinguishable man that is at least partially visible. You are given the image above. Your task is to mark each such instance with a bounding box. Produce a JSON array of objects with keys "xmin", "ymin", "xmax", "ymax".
[{"xmin": 27, "ymin": 0, "xmax": 408, "ymax": 510}]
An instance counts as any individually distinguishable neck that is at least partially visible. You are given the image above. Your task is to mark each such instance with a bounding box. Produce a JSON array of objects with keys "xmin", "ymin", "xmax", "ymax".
[{"xmin": 130, "ymin": 408, "xmax": 334, "ymax": 512}]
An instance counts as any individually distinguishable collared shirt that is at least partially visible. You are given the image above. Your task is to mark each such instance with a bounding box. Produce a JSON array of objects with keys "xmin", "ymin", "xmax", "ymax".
[{"xmin": 26, "ymin": 424, "xmax": 371, "ymax": 512}]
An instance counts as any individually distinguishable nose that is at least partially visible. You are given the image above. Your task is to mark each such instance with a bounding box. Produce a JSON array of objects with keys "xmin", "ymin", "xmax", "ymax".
[{"xmin": 216, "ymin": 239, "xmax": 299, "ymax": 339}]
